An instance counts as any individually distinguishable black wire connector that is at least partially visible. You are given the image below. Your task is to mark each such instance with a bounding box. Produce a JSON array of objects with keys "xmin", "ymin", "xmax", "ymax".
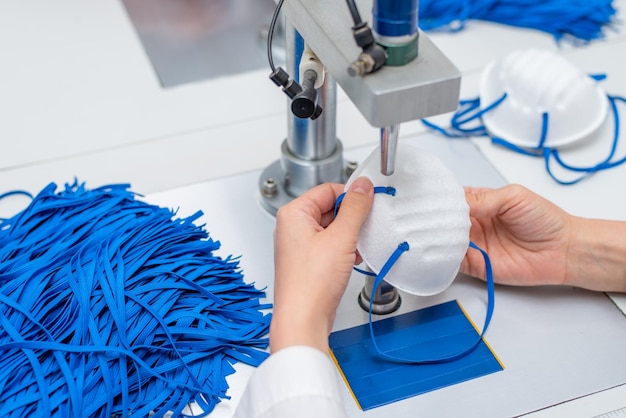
[
  {"xmin": 270, "ymin": 67, "xmax": 323, "ymax": 120},
  {"xmin": 267, "ymin": 0, "xmax": 322, "ymax": 120},
  {"xmin": 346, "ymin": 0, "xmax": 387, "ymax": 76}
]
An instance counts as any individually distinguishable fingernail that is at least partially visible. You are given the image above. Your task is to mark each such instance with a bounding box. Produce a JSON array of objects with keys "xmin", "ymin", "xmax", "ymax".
[{"xmin": 349, "ymin": 177, "xmax": 372, "ymax": 195}]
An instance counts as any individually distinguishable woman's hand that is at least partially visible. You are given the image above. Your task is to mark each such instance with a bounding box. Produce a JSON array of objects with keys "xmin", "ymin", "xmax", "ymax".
[
  {"xmin": 462, "ymin": 184, "xmax": 574, "ymax": 286},
  {"xmin": 462, "ymin": 184, "xmax": 626, "ymax": 293},
  {"xmin": 270, "ymin": 177, "xmax": 374, "ymax": 353}
]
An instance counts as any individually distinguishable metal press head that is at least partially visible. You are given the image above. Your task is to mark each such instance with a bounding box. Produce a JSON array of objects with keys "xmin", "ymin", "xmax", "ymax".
[
  {"xmin": 380, "ymin": 125, "xmax": 399, "ymax": 176},
  {"xmin": 281, "ymin": 0, "xmax": 461, "ymax": 128}
]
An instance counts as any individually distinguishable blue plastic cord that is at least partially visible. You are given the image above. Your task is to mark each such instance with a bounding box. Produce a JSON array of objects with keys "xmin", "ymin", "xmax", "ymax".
[
  {"xmin": 365, "ymin": 241, "xmax": 494, "ymax": 364},
  {"xmin": 334, "ymin": 188, "xmax": 495, "ymax": 364},
  {"xmin": 419, "ymin": 0, "xmax": 616, "ymax": 44},
  {"xmin": 422, "ymin": 81, "xmax": 626, "ymax": 185},
  {"xmin": 334, "ymin": 186, "xmax": 396, "ymax": 218},
  {"xmin": 0, "ymin": 190, "xmax": 34, "ymax": 222},
  {"xmin": 0, "ymin": 190, "xmax": 33, "ymax": 200},
  {"xmin": 0, "ymin": 181, "xmax": 271, "ymax": 417}
]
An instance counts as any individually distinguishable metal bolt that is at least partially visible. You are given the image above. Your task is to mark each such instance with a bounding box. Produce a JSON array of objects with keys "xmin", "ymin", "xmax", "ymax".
[
  {"xmin": 348, "ymin": 53, "xmax": 375, "ymax": 77},
  {"xmin": 262, "ymin": 178, "xmax": 278, "ymax": 197}
]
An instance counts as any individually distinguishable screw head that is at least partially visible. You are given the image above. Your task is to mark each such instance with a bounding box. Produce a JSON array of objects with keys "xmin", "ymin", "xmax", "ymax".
[{"xmin": 262, "ymin": 178, "xmax": 278, "ymax": 196}]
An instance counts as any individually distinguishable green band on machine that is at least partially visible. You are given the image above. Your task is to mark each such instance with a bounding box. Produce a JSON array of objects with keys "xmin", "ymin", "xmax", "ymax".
[{"xmin": 377, "ymin": 34, "xmax": 419, "ymax": 66}]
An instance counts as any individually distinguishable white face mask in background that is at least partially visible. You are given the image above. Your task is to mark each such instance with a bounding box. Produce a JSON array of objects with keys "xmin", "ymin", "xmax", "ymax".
[
  {"xmin": 480, "ymin": 48, "xmax": 608, "ymax": 148},
  {"xmin": 421, "ymin": 48, "xmax": 624, "ymax": 186},
  {"xmin": 345, "ymin": 144, "xmax": 470, "ymax": 296}
]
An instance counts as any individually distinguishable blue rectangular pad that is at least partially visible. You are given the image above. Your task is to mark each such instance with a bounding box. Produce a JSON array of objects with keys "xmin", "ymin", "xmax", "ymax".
[{"xmin": 329, "ymin": 300, "xmax": 503, "ymax": 410}]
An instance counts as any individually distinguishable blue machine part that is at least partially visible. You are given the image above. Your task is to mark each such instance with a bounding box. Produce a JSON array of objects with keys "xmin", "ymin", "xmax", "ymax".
[
  {"xmin": 373, "ymin": 0, "xmax": 419, "ymax": 37},
  {"xmin": 329, "ymin": 300, "xmax": 504, "ymax": 410}
]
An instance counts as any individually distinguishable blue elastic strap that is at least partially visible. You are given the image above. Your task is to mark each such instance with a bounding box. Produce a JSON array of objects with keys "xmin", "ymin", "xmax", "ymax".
[
  {"xmin": 366, "ymin": 241, "xmax": 494, "ymax": 364},
  {"xmin": 334, "ymin": 186, "xmax": 396, "ymax": 218},
  {"xmin": 0, "ymin": 181, "xmax": 272, "ymax": 417},
  {"xmin": 419, "ymin": 0, "xmax": 616, "ymax": 44},
  {"xmin": 334, "ymin": 188, "xmax": 495, "ymax": 364},
  {"xmin": 0, "ymin": 190, "xmax": 33, "ymax": 200},
  {"xmin": 422, "ymin": 77, "xmax": 626, "ymax": 185},
  {"xmin": 0, "ymin": 190, "xmax": 34, "ymax": 222}
]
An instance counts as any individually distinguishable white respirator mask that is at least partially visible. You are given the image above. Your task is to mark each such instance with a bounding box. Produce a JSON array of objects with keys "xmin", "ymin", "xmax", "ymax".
[
  {"xmin": 480, "ymin": 48, "xmax": 608, "ymax": 148},
  {"xmin": 345, "ymin": 144, "xmax": 471, "ymax": 296}
]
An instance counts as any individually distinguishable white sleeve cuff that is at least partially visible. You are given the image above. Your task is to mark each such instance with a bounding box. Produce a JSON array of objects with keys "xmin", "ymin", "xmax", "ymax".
[{"xmin": 234, "ymin": 345, "xmax": 347, "ymax": 418}]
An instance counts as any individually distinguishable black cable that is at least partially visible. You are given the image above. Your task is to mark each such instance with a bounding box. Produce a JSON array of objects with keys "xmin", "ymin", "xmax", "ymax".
[
  {"xmin": 266, "ymin": 0, "xmax": 322, "ymax": 119},
  {"xmin": 346, "ymin": 0, "xmax": 364, "ymax": 26},
  {"xmin": 267, "ymin": 0, "xmax": 285, "ymax": 72}
]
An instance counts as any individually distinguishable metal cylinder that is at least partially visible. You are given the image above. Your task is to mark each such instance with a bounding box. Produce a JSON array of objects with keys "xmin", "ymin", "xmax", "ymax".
[
  {"xmin": 286, "ymin": 24, "xmax": 337, "ymax": 161},
  {"xmin": 373, "ymin": 0, "xmax": 419, "ymax": 66},
  {"xmin": 358, "ymin": 271, "xmax": 401, "ymax": 315},
  {"xmin": 281, "ymin": 140, "xmax": 344, "ymax": 197},
  {"xmin": 380, "ymin": 125, "xmax": 399, "ymax": 176},
  {"xmin": 282, "ymin": 23, "xmax": 343, "ymax": 197},
  {"xmin": 259, "ymin": 21, "xmax": 345, "ymax": 215}
]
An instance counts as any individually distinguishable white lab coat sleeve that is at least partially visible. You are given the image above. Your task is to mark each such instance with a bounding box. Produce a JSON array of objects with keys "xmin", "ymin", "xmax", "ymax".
[{"xmin": 234, "ymin": 345, "xmax": 348, "ymax": 418}]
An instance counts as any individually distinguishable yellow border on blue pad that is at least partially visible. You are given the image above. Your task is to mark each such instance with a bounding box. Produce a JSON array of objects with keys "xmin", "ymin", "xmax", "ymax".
[
  {"xmin": 328, "ymin": 348, "xmax": 363, "ymax": 410},
  {"xmin": 456, "ymin": 300, "xmax": 505, "ymax": 370}
]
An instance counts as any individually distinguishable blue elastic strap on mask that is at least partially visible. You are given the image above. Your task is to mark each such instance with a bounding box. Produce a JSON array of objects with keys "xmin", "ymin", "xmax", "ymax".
[
  {"xmin": 334, "ymin": 186, "xmax": 396, "ymax": 218},
  {"xmin": 0, "ymin": 181, "xmax": 271, "ymax": 417},
  {"xmin": 422, "ymin": 76, "xmax": 626, "ymax": 185},
  {"xmin": 364, "ymin": 241, "xmax": 494, "ymax": 364},
  {"xmin": 335, "ymin": 188, "xmax": 495, "ymax": 363}
]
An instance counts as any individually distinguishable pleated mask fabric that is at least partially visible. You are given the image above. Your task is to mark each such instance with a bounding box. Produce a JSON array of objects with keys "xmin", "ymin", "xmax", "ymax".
[{"xmin": 345, "ymin": 144, "xmax": 470, "ymax": 296}]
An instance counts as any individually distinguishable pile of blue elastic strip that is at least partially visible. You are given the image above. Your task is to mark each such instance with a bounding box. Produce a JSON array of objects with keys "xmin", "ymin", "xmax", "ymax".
[
  {"xmin": 419, "ymin": 0, "xmax": 617, "ymax": 43},
  {"xmin": 0, "ymin": 181, "xmax": 271, "ymax": 417}
]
